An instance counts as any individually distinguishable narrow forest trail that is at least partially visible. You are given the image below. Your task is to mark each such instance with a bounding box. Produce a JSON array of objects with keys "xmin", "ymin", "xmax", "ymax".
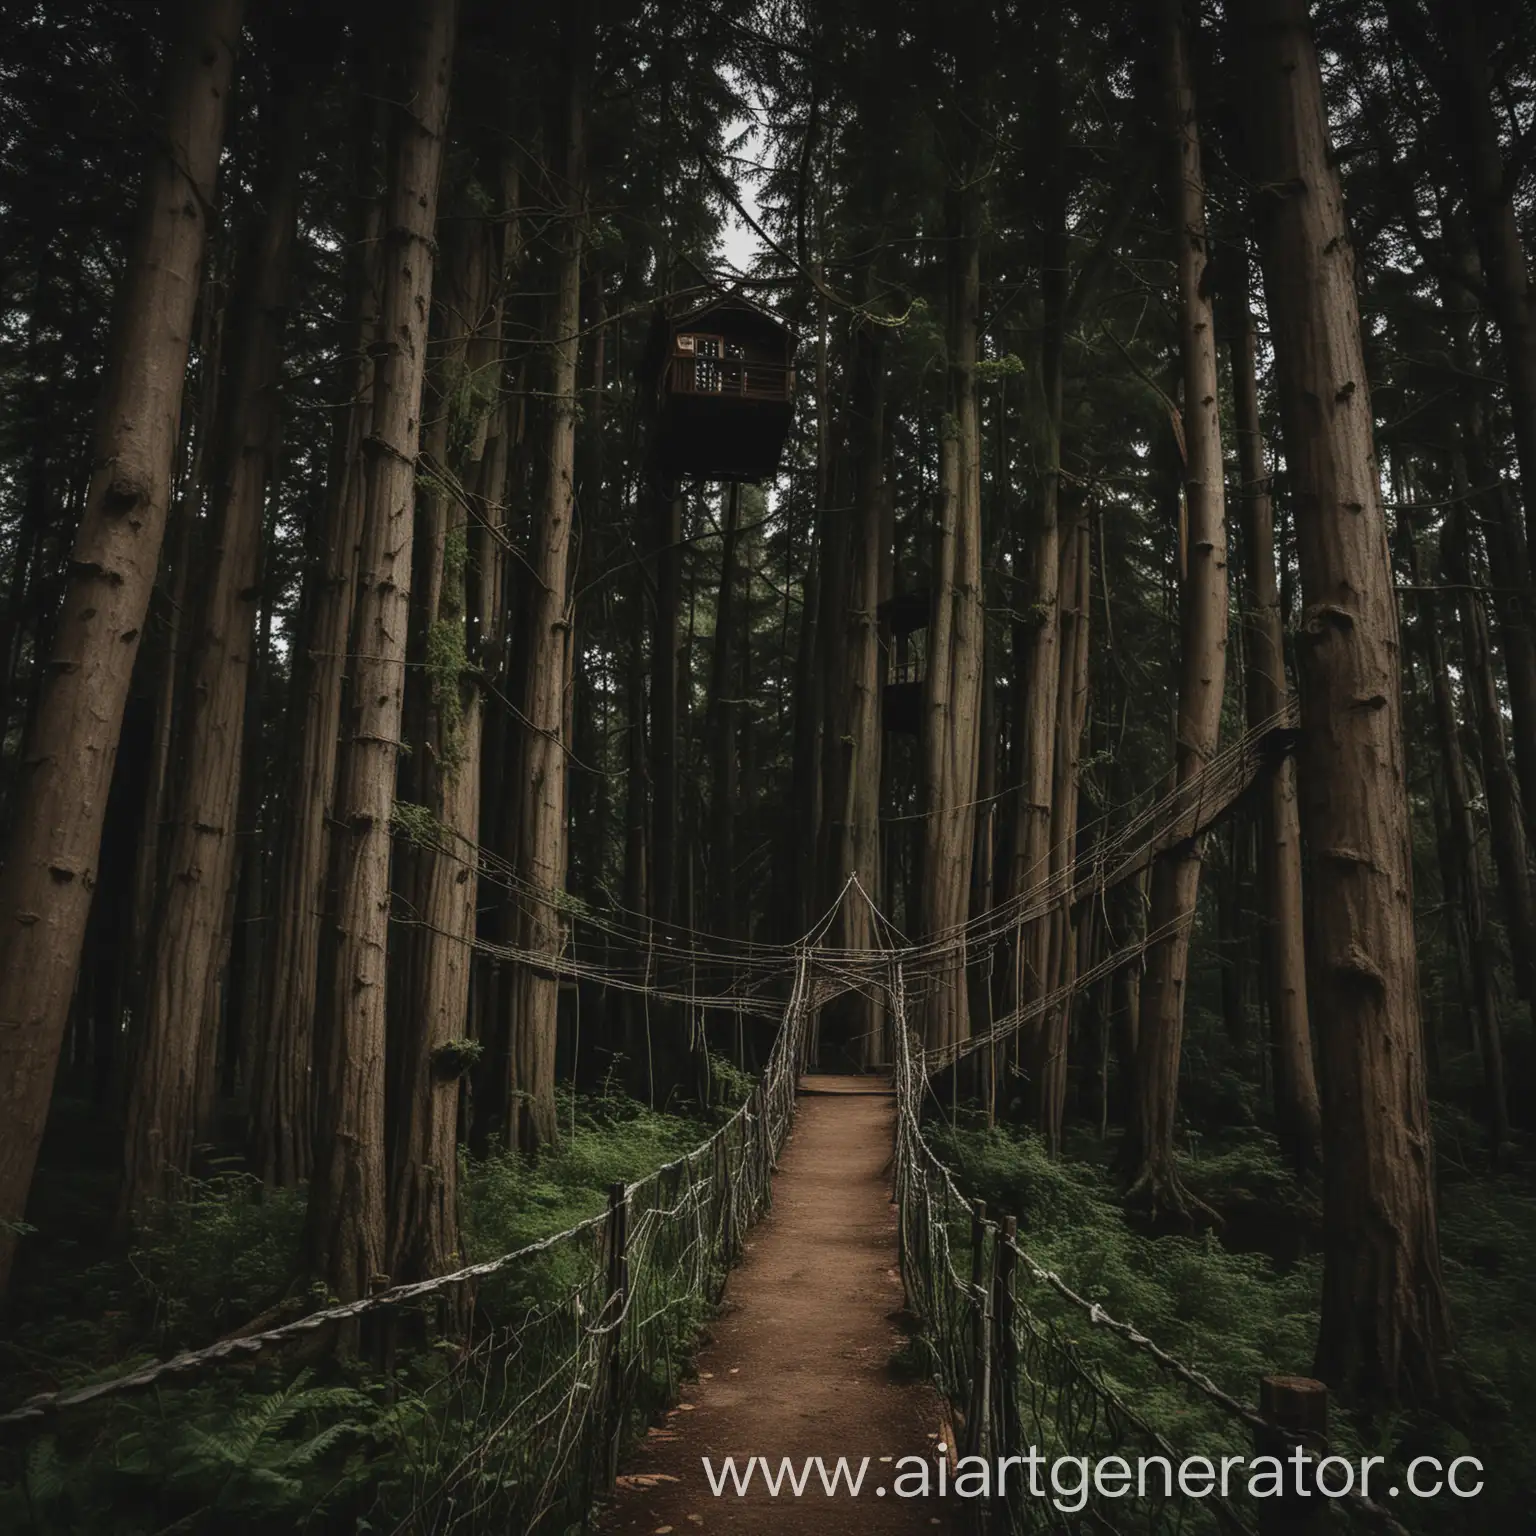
[{"xmin": 601, "ymin": 1076, "xmax": 958, "ymax": 1535}]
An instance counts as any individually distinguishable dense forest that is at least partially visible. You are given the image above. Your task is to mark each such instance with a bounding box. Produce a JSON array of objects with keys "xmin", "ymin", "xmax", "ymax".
[{"xmin": 1, "ymin": 0, "xmax": 1535, "ymax": 1531}]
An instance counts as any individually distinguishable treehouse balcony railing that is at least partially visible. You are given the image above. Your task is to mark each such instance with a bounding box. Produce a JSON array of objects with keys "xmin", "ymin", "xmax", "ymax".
[{"xmin": 664, "ymin": 355, "xmax": 795, "ymax": 403}]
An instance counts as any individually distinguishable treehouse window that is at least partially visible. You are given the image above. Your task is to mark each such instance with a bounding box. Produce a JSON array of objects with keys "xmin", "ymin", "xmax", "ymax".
[
  {"xmin": 683, "ymin": 334, "xmax": 723, "ymax": 391},
  {"xmin": 676, "ymin": 335, "xmax": 753, "ymax": 395}
]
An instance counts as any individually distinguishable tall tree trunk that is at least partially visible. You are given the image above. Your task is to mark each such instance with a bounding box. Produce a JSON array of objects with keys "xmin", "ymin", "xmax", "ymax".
[
  {"xmin": 822, "ymin": 316, "xmax": 887, "ymax": 1066},
  {"xmin": 228, "ymin": 583, "xmax": 273, "ymax": 1104},
  {"xmin": 1438, "ymin": 211, "xmax": 1536, "ymax": 836},
  {"xmin": 471, "ymin": 341, "xmax": 527, "ymax": 1151},
  {"xmin": 1430, "ymin": 207, "xmax": 1536, "ymax": 908},
  {"xmin": 0, "ymin": 276, "xmax": 51, "ymax": 756},
  {"xmin": 388, "ymin": 170, "xmax": 509, "ymax": 1287},
  {"xmin": 569, "ymin": 273, "xmax": 609, "ymax": 902},
  {"xmin": 1007, "ymin": 11, "xmax": 1066, "ymax": 1052},
  {"xmin": 1241, "ymin": 0, "xmax": 1451, "ymax": 1407},
  {"xmin": 1395, "ymin": 509, "xmax": 1509, "ymax": 1157},
  {"xmin": 121, "ymin": 83, "xmax": 303, "ymax": 1219},
  {"xmin": 1227, "ymin": 254, "xmax": 1322, "ymax": 1179},
  {"xmin": 0, "ymin": 0, "xmax": 242, "ymax": 1294},
  {"xmin": 621, "ymin": 560, "xmax": 650, "ymax": 1093},
  {"xmin": 1387, "ymin": 3, "xmax": 1536, "ymax": 829},
  {"xmin": 126, "ymin": 270, "xmax": 225, "ymax": 1049},
  {"xmin": 1031, "ymin": 497, "xmax": 1091, "ymax": 1149},
  {"xmin": 306, "ymin": 0, "xmax": 456, "ymax": 1301},
  {"xmin": 252, "ymin": 64, "xmax": 386, "ymax": 1187},
  {"xmin": 707, "ymin": 484, "xmax": 742, "ymax": 935},
  {"xmin": 511, "ymin": 25, "xmax": 587, "ymax": 1154},
  {"xmin": 1442, "ymin": 482, "xmax": 1536, "ymax": 1015},
  {"xmin": 649, "ymin": 482, "xmax": 682, "ymax": 937},
  {"xmin": 787, "ymin": 302, "xmax": 830, "ymax": 941},
  {"xmin": 920, "ymin": 163, "xmax": 985, "ymax": 1052},
  {"xmin": 1421, "ymin": 3, "xmax": 1536, "ymax": 562},
  {"xmin": 1120, "ymin": 0, "xmax": 1229, "ymax": 1221}
]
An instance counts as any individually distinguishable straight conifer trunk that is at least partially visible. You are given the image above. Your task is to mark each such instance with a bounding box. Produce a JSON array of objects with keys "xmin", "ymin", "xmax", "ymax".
[
  {"xmin": 1396, "ymin": 512, "xmax": 1509, "ymax": 1156},
  {"xmin": 306, "ymin": 0, "xmax": 456, "ymax": 1300},
  {"xmin": 1227, "ymin": 261, "xmax": 1322, "ymax": 1179},
  {"xmin": 511, "ymin": 22, "xmax": 588, "ymax": 1153},
  {"xmin": 252, "ymin": 68, "xmax": 386, "ymax": 1187},
  {"xmin": 649, "ymin": 486, "xmax": 682, "ymax": 936},
  {"xmin": 1031, "ymin": 499, "xmax": 1091, "ymax": 1149},
  {"xmin": 1121, "ymin": 0, "xmax": 1228, "ymax": 1218},
  {"xmin": 0, "ymin": 0, "xmax": 243, "ymax": 1293},
  {"xmin": 1429, "ymin": 4, "xmax": 1536, "ymax": 563},
  {"xmin": 121, "ymin": 83, "xmax": 304, "ymax": 1219},
  {"xmin": 707, "ymin": 484, "xmax": 743, "ymax": 935},
  {"xmin": 1240, "ymin": 0, "xmax": 1452, "ymax": 1406},
  {"xmin": 1008, "ymin": 9, "xmax": 1066, "ymax": 1046},
  {"xmin": 1442, "ymin": 491, "xmax": 1536, "ymax": 1013},
  {"xmin": 821, "ymin": 315, "xmax": 887, "ymax": 1065},
  {"xmin": 920, "ymin": 171, "xmax": 985, "ymax": 1053},
  {"xmin": 388, "ymin": 183, "xmax": 510, "ymax": 1287}
]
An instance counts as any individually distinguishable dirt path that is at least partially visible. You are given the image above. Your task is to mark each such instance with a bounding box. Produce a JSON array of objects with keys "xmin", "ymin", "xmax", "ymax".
[{"xmin": 600, "ymin": 1076, "xmax": 957, "ymax": 1535}]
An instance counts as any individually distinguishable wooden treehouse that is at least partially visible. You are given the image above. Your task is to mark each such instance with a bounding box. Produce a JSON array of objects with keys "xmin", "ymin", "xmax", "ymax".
[
  {"xmin": 648, "ymin": 294, "xmax": 797, "ymax": 483},
  {"xmin": 878, "ymin": 587, "xmax": 930, "ymax": 735}
]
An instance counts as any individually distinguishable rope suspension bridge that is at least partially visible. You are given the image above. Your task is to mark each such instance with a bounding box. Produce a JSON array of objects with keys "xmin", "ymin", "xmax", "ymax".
[{"xmin": 2, "ymin": 702, "xmax": 1413, "ymax": 1534}]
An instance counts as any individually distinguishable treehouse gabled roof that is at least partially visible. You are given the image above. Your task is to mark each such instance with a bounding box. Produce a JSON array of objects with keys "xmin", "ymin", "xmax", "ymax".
[{"xmin": 666, "ymin": 291, "xmax": 797, "ymax": 353}]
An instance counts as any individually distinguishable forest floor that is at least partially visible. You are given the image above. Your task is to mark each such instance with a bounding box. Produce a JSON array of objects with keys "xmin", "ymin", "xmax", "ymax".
[{"xmin": 600, "ymin": 1076, "xmax": 958, "ymax": 1535}]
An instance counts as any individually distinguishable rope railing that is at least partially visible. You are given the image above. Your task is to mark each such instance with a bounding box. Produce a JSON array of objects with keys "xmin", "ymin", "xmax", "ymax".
[
  {"xmin": 0, "ymin": 703, "xmax": 1343, "ymax": 1536},
  {"xmin": 384, "ymin": 943, "xmax": 818, "ymax": 1535},
  {"xmin": 892, "ymin": 699, "xmax": 1301, "ymax": 982},
  {"xmin": 0, "ymin": 950, "xmax": 817, "ymax": 1536},
  {"xmin": 375, "ymin": 699, "xmax": 1302, "ymax": 1017},
  {"xmin": 890, "ymin": 961, "xmax": 1412, "ymax": 1536}
]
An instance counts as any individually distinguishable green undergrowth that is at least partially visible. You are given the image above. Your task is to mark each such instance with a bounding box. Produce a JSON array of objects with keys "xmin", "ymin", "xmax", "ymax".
[
  {"xmin": 463, "ymin": 1079, "xmax": 718, "ymax": 1266},
  {"xmin": 929, "ymin": 1120, "xmax": 1318, "ymax": 1406},
  {"xmin": 928, "ymin": 1117, "xmax": 1536, "ymax": 1534},
  {"xmin": 1, "ymin": 1079, "xmax": 746, "ymax": 1534}
]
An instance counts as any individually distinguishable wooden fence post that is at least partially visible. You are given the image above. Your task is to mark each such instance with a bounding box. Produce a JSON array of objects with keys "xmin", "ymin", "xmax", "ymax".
[
  {"xmin": 752, "ymin": 1081, "xmax": 771, "ymax": 1197},
  {"xmin": 1256, "ymin": 1374, "xmax": 1329, "ymax": 1534},
  {"xmin": 966, "ymin": 1200, "xmax": 991, "ymax": 1468},
  {"xmin": 993, "ymin": 1215, "xmax": 1020, "ymax": 1524},
  {"xmin": 717, "ymin": 1125, "xmax": 736, "ymax": 1272},
  {"xmin": 604, "ymin": 1180, "xmax": 630, "ymax": 1489}
]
